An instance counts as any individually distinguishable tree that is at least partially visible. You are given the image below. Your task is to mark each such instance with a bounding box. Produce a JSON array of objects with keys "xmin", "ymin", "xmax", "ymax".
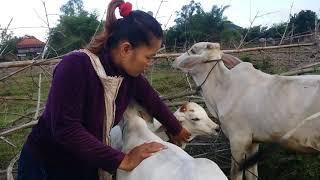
[
  {"xmin": 0, "ymin": 37, "xmax": 20, "ymax": 57},
  {"xmin": 165, "ymin": 0, "xmax": 204, "ymax": 48},
  {"xmin": 165, "ymin": 1, "xmax": 234, "ymax": 49},
  {"xmin": 264, "ymin": 23, "xmax": 287, "ymax": 39},
  {"xmin": 240, "ymin": 25, "xmax": 268, "ymax": 42},
  {"xmin": 220, "ymin": 28, "xmax": 241, "ymax": 48},
  {"xmin": 174, "ymin": 0, "xmax": 203, "ymax": 26},
  {"xmin": 290, "ymin": 10, "xmax": 318, "ymax": 34},
  {"xmin": 0, "ymin": 26, "xmax": 20, "ymax": 57},
  {"xmin": 60, "ymin": 0, "xmax": 85, "ymax": 16},
  {"xmin": 47, "ymin": 0, "xmax": 101, "ymax": 56}
]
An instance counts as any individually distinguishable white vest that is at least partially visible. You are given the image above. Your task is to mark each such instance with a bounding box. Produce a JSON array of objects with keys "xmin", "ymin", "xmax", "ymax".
[{"xmin": 77, "ymin": 49, "xmax": 123, "ymax": 180}]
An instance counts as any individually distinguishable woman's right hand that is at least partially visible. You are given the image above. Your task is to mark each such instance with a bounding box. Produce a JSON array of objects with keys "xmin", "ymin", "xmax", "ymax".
[{"xmin": 118, "ymin": 141, "xmax": 165, "ymax": 171}]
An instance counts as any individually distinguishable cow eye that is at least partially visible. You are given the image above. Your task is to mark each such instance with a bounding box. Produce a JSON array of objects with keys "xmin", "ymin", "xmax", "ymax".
[
  {"xmin": 190, "ymin": 49, "xmax": 196, "ymax": 54},
  {"xmin": 191, "ymin": 118, "xmax": 200, "ymax": 121}
]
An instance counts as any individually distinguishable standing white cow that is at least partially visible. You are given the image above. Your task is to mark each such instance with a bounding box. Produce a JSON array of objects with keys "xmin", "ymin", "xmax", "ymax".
[
  {"xmin": 172, "ymin": 42, "xmax": 320, "ymax": 180},
  {"xmin": 116, "ymin": 102, "xmax": 228, "ymax": 180}
]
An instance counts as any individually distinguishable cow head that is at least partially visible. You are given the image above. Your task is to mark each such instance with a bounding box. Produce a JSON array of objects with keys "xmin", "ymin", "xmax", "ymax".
[
  {"xmin": 174, "ymin": 102, "xmax": 220, "ymax": 140},
  {"xmin": 172, "ymin": 42, "xmax": 222, "ymax": 73},
  {"xmin": 172, "ymin": 42, "xmax": 242, "ymax": 73}
]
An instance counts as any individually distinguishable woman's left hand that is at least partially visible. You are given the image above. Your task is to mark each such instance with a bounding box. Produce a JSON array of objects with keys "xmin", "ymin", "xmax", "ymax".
[{"xmin": 170, "ymin": 127, "xmax": 191, "ymax": 146}]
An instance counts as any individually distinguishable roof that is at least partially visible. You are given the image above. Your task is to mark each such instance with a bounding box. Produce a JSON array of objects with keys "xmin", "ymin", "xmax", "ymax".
[{"xmin": 16, "ymin": 35, "xmax": 45, "ymax": 49}]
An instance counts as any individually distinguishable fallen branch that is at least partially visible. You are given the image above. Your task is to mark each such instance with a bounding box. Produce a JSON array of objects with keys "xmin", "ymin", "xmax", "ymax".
[
  {"xmin": 10, "ymin": 107, "xmax": 44, "ymax": 126},
  {"xmin": 7, "ymin": 152, "xmax": 20, "ymax": 180},
  {"xmin": 291, "ymin": 62, "xmax": 320, "ymax": 70},
  {"xmin": 280, "ymin": 66, "xmax": 320, "ymax": 76},
  {"xmin": 0, "ymin": 58, "xmax": 61, "ymax": 69},
  {"xmin": 0, "ymin": 96, "xmax": 40, "ymax": 101},
  {"xmin": 0, "ymin": 120, "xmax": 38, "ymax": 137},
  {"xmin": 0, "ymin": 112, "xmax": 34, "ymax": 121},
  {"xmin": 223, "ymin": 42, "xmax": 315, "ymax": 53},
  {"xmin": 278, "ymin": 61, "xmax": 320, "ymax": 76},
  {"xmin": 0, "ymin": 58, "xmax": 61, "ymax": 82},
  {"xmin": 0, "ymin": 136, "xmax": 16, "ymax": 147}
]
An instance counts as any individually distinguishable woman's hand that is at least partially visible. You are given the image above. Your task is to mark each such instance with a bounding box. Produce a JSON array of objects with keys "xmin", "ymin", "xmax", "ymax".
[
  {"xmin": 170, "ymin": 127, "xmax": 191, "ymax": 146},
  {"xmin": 119, "ymin": 141, "xmax": 165, "ymax": 171}
]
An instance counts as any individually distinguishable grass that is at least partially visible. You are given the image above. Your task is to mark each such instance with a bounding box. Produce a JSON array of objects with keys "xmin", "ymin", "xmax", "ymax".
[
  {"xmin": 146, "ymin": 69, "xmax": 191, "ymax": 96},
  {"xmin": 0, "ymin": 129, "xmax": 31, "ymax": 168},
  {"xmin": 0, "ymin": 74, "xmax": 50, "ymax": 128},
  {"xmin": 0, "ymin": 70, "xmax": 51, "ymax": 169}
]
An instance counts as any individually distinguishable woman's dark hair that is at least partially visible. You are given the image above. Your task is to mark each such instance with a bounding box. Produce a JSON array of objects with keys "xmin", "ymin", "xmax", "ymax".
[{"xmin": 88, "ymin": 0, "xmax": 163, "ymax": 54}]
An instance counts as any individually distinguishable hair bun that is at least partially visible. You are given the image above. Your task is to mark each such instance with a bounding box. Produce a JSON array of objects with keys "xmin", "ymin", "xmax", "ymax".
[{"xmin": 119, "ymin": 2, "xmax": 132, "ymax": 17}]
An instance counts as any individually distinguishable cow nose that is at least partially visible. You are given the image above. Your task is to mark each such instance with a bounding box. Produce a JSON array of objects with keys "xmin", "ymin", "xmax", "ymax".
[
  {"xmin": 214, "ymin": 125, "xmax": 220, "ymax": 133},
  {"xmin": 215, "ymin": 129, "xmax": 219, "ymax": 133}
]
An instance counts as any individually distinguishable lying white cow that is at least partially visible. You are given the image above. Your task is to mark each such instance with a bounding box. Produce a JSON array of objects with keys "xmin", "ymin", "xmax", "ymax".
[
  {"xmin": 172, "ymin": 42, "xmax": 320, "ymax": 180},
  {"xmin": 116, "ymin": 102, "xmax": 228, "ymax": 180},
  {"xmin": 111, "ymin": 102, "xmax": 220, "ymax": 150}
]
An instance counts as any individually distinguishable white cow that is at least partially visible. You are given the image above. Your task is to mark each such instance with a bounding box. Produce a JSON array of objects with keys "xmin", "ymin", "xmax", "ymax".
[
  {"xmin": 116, "ymin": 102, "xmax": 228, "ymax": 180},
  {"xmin": 172, "ymin": 42, "xmax": 320, "ymax": 180},
  {"xmin": 111, "ymin": 102, "xmax": 220, "ymax": 150}
]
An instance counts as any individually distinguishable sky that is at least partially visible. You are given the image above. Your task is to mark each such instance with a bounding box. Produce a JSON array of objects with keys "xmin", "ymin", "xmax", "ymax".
[{"xmin": 0, "ymin": 0, "xmax": 319, "ymax": 42}]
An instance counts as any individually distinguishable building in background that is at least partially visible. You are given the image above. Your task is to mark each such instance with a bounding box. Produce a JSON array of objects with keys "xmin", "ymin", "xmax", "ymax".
[{"xmin": 16, "ymin": 35, "xmax": 45, "ymax": 60}]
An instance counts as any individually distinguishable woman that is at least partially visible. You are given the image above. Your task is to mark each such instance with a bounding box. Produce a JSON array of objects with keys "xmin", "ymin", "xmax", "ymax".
[{"xmin": 17, "ymin": 0, "xmax": 191, "ymax": 180}]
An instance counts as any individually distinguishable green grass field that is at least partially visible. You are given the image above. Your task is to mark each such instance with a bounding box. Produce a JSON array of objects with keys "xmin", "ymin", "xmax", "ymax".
[{"xmin": 0, "ymin": 71, "xmax": 51, "ymax": 169}]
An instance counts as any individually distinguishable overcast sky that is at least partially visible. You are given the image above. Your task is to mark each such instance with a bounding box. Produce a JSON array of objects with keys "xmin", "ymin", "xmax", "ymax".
[{"xmin": 0, "ymin": 0, "xmax": 319, "ymax": 42}]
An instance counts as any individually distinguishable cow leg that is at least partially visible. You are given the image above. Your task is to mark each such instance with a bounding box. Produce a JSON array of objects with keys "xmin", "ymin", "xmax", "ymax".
[
  {"xmin": 229, "ymin": 136, "xmax": 252, "ymax": 180},
  {"xmin": 244, "ymin": 143, "xmax": 259, "ymax": 180}
]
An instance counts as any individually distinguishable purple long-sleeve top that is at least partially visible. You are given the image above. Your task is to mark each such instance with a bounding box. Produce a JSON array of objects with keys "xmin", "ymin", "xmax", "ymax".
[{"xmin": 25, "ymin": 50, "xmax": 182, "ymax": 175}]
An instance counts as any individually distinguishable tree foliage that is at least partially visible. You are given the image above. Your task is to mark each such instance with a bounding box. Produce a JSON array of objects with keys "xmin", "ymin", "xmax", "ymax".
[
  {"xmin": 290, "ymin": 10, "xmax": 318, "ymax": 34},
  {"xmin": 165, "ymin": 0, "xmax": 236, "ymax": 49},
  {"xmin": 47, "ymin": 0, "xmax": 101, "ymax": 56},
  {"xmin": 220, "ymin": 28, "xmax": 241, "ymax": 48},
  {"xmin": 60, "ymin": 0, "xmax": 85, "ymax": 16},
  {"xmin": 264, "ymin": 23, "xmax": 287, "ymax": 39},
  {"xmin": 242, "ymin": 10, "xmax": 318, "ymax": 43},
  {"xmin": 165, "ymin": 1, "xmax": 319, "ymax": 49},
  {"xmin": 0, "ymin": 27, "xmax": 20, "ymax": 57}
]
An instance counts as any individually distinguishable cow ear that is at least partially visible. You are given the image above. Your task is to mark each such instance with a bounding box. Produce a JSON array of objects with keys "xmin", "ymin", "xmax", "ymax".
[
  {"xmin": 221, "ymin": 53, "xmax": 242, "ymax": 69},
  {"xmin": 138, "ymin": 110, "xmax": 153, "ymax": 123},
  {"xmin": 180, "ymin": 103, "xmax": 188, "ymax": 112},
  {"xmin": 174, "ymin": 55, "xmax": 203, "ymax": 70}
]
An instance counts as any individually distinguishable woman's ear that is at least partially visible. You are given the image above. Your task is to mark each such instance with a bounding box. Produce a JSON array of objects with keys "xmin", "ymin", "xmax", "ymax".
[{"xmin": 119, "ymin": 41, "xmax": 133, "ymax": 58}]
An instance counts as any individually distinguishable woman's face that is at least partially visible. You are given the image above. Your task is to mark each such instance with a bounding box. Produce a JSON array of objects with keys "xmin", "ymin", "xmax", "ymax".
[{"xmin": 117, "ymin": 38, "xmax": 162, "ymax": 77}]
